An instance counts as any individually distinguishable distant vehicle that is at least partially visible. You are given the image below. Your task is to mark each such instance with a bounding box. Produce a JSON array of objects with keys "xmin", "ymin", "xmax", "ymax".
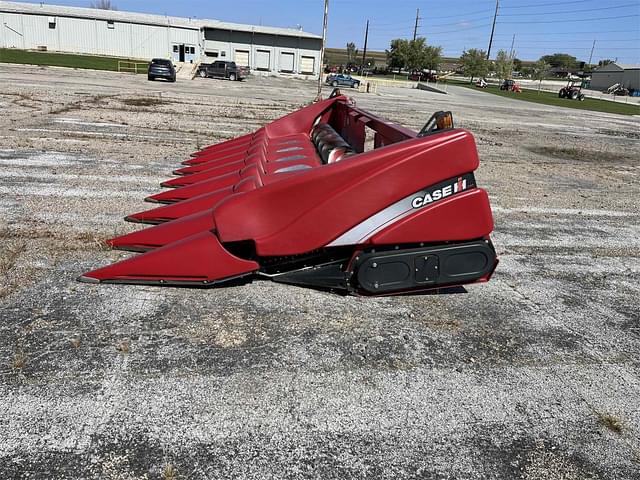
[
  {"xmin": 499, "ymin": 79, "xmax": 522, "ymax": 93},
  {"xmin": 326, "ymin": 74, "xmax": 360, "ymax": 88},
  {"xmin": 606, "ymin": 83, "xmax": 630, "ymax": 96},
  {"xmin": 198, "ymin": 61, "xmax": 247, "ymax": 81},
  {"xmin": 408, "ymin": 71, "xmax": 438, "ymax": 82},
  {"xmin": 147, "ymin": 59, "xmax": 176, "ymax": 82},
  {"xmin": 558, "ymin": 81, "xmax": 585, "ymax": 101}
]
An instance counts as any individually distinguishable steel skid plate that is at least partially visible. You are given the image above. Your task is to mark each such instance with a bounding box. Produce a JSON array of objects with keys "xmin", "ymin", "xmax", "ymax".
[{"xmin": 352, "ymin": 240, "xmax": 497, "ymax": 294}]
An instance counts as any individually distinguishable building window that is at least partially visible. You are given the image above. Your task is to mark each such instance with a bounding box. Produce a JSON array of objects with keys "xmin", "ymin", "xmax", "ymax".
[
  {"xmin": 205, "ymin": 51, "xmax": 219, "ymax": 58},
  {"xmin": 107, "ymin": 20, "xmax": 114, "ymax": 29},
  {"xmin": 189, "ymin": 46, "xmax": 195, "ymax": 54},
  {"xmin": 48, "ymin": 17, "xmax": 56, "ymax": 29},
  {"xmin": 173, "ymin": 45, "xmax": 179, "ymax": 53},
  {"xmin": 220, "ymin": 51, "xmax": 226, "ymax": 57}
]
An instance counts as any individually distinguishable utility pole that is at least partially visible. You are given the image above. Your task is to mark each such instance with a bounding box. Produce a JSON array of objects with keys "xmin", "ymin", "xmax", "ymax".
[
  {"xmin": 317, "ymin": 0, "xmax": 329, "ymax": 100},
  {"xmin": 587, "ymin": 39, "xmax": 596, "ymax": 68},
  {"xmin": 487, "ymin": 0, "xmax": 499, "ymax": 59},
  {"xmin": 362, "ymin": 19, "xmax": 369, "ymax": 68},
  {"xmin": 413, "ymin": 8, "xmax": 420, "ymax": 41},
  {"xmin": 508, "ymin": 33, "xmax": 516, "ymax": 77}
]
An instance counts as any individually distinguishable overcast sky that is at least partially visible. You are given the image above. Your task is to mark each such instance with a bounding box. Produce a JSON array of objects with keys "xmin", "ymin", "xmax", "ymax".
[{"xmin": 9, "ymin": 0, "xmax": 640, "ymax": 63}]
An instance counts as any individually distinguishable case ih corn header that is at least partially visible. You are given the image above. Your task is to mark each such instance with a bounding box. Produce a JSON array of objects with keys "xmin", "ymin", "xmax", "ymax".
[{"xmin": 79, "ymin": 90, "xmax": 498, "ymax": 295}]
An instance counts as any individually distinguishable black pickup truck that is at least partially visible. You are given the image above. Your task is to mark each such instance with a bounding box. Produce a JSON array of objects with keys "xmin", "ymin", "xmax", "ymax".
[{"xmin": 197, "ymin": 61, "xmax": 248, "ymax": 81}]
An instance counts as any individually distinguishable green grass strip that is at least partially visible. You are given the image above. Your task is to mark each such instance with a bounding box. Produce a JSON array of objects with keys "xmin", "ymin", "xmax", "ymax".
[
  {"xmin": 448, "ymin": 79, "xmax": 639, "ymax": 116},
  {"xmin": 0, "ymin": 48, "xmax": 148, "ymax": 73}
]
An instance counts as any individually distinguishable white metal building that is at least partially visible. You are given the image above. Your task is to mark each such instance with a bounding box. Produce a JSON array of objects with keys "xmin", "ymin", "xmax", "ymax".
[
  {"xmin": 0, "ymin": 1, "xmax": 322, "ymax": 77},
  {"xmin": 590, "ymin": 63, "xmax": 640, "ymax": 91}
]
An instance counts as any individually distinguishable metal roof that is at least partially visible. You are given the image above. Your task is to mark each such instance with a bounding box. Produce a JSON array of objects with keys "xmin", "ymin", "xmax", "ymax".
[
  {"xmin": 594, "ymin": 63, "xmax": 640, "ymax": 72},
  {"xmin": 615, "ymin": 63, "xmax": 640, "ymax": 70},
  {"xmin": 0, "ymin": 1, "xmax": 322, "ymax": 39}
]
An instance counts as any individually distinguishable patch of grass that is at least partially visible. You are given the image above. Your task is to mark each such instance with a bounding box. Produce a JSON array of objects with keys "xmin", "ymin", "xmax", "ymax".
[
  {"xmin": 116, "ymin": 340, "xmax": 130, "ymax": 354},
  {"xmin": 74, "ymin": 232, "xmax": 111, "ymax": 251},
  {"xmin": 48, "ymin": 94, "xmax": 113, "ymax": 115},
  {"xmin": 0, "ymin": 48, "xmax": 148, "ymax": 73},
  {"xmin": 597, "ymin": 412, "xmax": 623, "ymax": 433},
  {"xmin": 12, "ymin": 350, "xmax": 28, "ymax": 371},
  {"xmin": 49, "ymin": 105, "xmax": 76, "ymax": 114},
  {"xmin": 122, "ymin": 97, "xmax": 165, "ymax": 107},
  {"xmin": 163, "ymin": 464, "xmax": 178, "ymax": 480},
  {"xmin": 449, "ymin": 80, "xmax": 640, "ymax": 116},
  {"xmin": 0, "ymin": 241, "xmax": 26, "ymax": 277}
]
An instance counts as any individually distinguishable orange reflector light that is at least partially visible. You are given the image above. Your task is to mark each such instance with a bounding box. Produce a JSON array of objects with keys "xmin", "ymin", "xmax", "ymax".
[{"xmin": 436, "ymin": 112, "xmax": 453, "ymax": 130}]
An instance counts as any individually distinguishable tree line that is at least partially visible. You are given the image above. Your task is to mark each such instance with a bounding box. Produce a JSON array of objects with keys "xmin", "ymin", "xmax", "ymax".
[{"xmin": 343, "ymin": 37, "xmax": 607, "ymax": 83}]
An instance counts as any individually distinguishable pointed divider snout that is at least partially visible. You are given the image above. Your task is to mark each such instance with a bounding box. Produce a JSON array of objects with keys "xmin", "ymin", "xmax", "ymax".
[
  {"xmin": 79, "ymin": 230, "xmax": 258, "ymax": 286},
  {"xmin": 163, "ymin": 160, "xmax": 246, "ymax": 188},
  {"xmin": 108, "ymin": 210, "xmax": 216, "ymax": 252},
  {"xmin": 146, "ymin": 172, "xmax": 241, "ymax": 204},
  {"xmin": 126, "ymin": 187, "xmax": 234, "ymax": 224}
]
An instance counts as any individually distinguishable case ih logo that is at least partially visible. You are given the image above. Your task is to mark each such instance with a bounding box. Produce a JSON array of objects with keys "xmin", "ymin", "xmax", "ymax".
[{"xmin": 411, "ymin": 177, "xmax": 468, "ymax": 209}]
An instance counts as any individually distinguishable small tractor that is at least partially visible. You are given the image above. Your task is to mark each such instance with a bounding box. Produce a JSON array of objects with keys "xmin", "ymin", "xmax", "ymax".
[
  {"xmin": 500, "ymin": 79, "xmax": 522, "ymax": 93},
  {"xmin": 558, "ymin": 81, "xmax": 585, "ymax": 101}
]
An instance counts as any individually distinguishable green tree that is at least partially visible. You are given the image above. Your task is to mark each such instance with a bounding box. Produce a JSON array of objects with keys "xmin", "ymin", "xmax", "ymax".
[
  {"xmin": 386, "ymin": 37, "xmax": 442, "ymax": 73},
  {"xmin": 460, "ymin": 49, "xmax": 489, "ymax": 83},
  {"xmin": 90, "ymin": 0, "xmax": 117, "ymax": 9},
  {"xmin": 513, "ymin": 58, "xmax": 523, "ymax": 72},
  {"xmin": 598, "ymin": 59, "xmax": 615, "ymax": 67},
  {"xmin": 532, "ymin": 60, "xmax": 550, "ymax": 92},
  {"xmin": 540, "ymin": 53, "xmax": 578, "ymax": 70},
  {"xmin": 387, "ymin": 39, "xmax": 409, "ymax": 73},
  {"xmin": 423, "ymin": 44, "xmax": 443, "ymax": 71},
  {"xmin": 494, "ymin": 49, "xmax": 512, "ymax": 80},
  {"xmin": 346, "ymin": 42, "xmax": 358, "ymax": 64}
]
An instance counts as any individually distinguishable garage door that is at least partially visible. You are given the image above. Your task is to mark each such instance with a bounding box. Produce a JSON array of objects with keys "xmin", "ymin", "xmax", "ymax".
[
  {"xmin": 300, "ymin": 56, "xmax": 315, "ymax": 74},
  {"xmin": 256, "ymin": 50, "xmax": 271, "ymax": 71},
  {"xmin": 235, "ymin": 50, "xmax": 250, "ymax": 67},
  {"xmin": 280, "ymin": 52, "xmax": 295, "ymax": 73}
]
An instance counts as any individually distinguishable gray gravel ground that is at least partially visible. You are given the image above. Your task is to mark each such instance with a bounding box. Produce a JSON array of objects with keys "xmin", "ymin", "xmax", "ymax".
[{"xmin": 0, "ymin": 64, "xmax": 639, "ymax": 480}]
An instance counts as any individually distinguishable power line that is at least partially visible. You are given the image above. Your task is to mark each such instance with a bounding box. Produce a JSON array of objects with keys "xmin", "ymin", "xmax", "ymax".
[
  {"xmin": 498, "ymin": 14, "xmax": 639, "ymax": 24},
  {"xmin": 489, "ymin": 46, "xmax": 640, "ymax": 51},
  {"xmin": 425, "ymin": 15, "xmax": 494, "ymax": 28},
  {"xmin": 500, "ymin": 0, "xmax": 603, "ymax": 8},
  {"xmin": 407, "ymin": 8, "xmax": 491, "ymax": 20},
  {"xmin": 491, "ymin": 29, "xmax": 640, "ymax": 35},
  {"xmin": 498, "ymin": 4, "xmax": 640, "ymax": 16},
  {"xmin": 425, "ymin": 24, "xmax": 493, "ymax": 35}
]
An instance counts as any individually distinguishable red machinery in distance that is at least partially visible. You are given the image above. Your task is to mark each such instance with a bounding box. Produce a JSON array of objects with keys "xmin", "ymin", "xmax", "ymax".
[{"xmin": 79, "ymin": 90, "xmax": 498, "ymax": 295}]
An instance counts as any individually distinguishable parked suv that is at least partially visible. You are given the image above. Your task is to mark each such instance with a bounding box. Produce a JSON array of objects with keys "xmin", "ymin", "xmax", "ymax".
[
  {"xmin": 198, "ymin": 61, "xmax": 247, "ymax": 81},
  {"xmin": 147, "ymin": 59, "xmax": 176, "ymax": 82},
  {"xmin": 325, "ymin": 74, "xmax": 360, "ymax": 88}
]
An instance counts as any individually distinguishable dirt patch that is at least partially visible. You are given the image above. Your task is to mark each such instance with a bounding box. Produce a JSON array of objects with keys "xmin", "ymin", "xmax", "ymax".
[
  {"xmin": 596, "ymin": 411, "xmax": 624, "ymax": 433},
  {"xmin": 121, "ymin": 97, "xmax": 165, "ymax": 107},
  {"xmin": 598, "ymin": 128, "xmax": 640, "ymax": 140},
  {"xmin": 526, "ymin": 145, "xmax": 636, "ymax": 163}
]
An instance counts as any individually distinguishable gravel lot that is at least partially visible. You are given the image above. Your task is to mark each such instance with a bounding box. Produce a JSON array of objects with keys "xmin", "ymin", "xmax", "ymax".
[{"xmin": 0, "ymin": 64, "xmax": 638, "ymax": 479}]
